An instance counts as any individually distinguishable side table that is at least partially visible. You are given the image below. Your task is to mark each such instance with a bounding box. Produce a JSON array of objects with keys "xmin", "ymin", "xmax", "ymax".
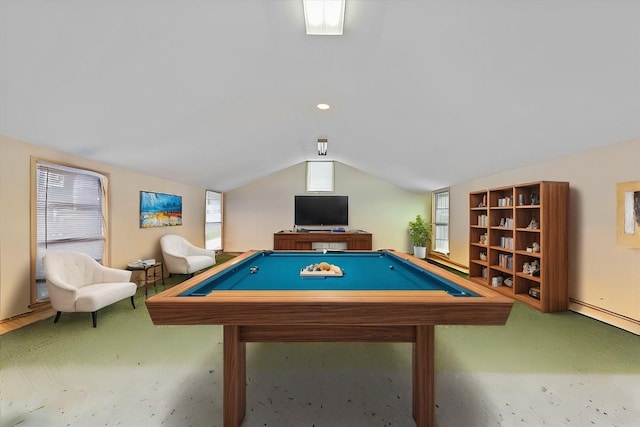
[{"xmin": 126, "ymin": 262, "xmax": 165, "ymax": 298}]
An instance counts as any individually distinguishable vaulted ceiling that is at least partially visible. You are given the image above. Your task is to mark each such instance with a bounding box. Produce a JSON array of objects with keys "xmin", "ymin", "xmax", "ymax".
[{"xmin": 2, "ymin": 1, "xmax": 639, "ymax": 193}]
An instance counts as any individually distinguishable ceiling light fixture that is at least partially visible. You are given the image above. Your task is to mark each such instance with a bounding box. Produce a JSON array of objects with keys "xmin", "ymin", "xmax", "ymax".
[
  {"xmin": 317, "ymin": 103, "xmax": 330, "ymax": 110},
  {"xmin": 317, "ymin": 138, "xmax": 328, "ymax": 155},
  {"xmin": 303, "ymin": 0, "xmax": 345, "ymax": 35}
]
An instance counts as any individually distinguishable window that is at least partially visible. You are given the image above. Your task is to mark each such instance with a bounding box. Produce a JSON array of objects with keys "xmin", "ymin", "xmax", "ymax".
[
  {"xmin": 205, "ymin": 190, "xmax": 223, "ymax": 251},
  {"xmin": 306, "ymin": 161, "xmax": 334, "ymax": 192},
  {"xmin": 432, "ymin": 188, "xmax": 449, "ymax": 255},
  {"xmin": 33, "ymin": 160, "xmax": 107, "ymax": 302}
]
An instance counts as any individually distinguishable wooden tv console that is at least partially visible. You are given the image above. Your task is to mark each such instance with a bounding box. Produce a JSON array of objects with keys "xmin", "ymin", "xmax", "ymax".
[{"xmin": 273, "ymin": 231, "xmax": 372, "ymax": 250}]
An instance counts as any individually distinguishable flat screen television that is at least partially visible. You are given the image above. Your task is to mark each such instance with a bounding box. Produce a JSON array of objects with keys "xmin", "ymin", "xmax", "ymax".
[{"xmin": 294, "ymin": 195, "xmax": 349, "ymax": 227}]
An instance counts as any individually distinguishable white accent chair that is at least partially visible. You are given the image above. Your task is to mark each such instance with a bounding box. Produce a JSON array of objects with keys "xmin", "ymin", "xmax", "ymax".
[
  {"xmin": 43, "ymin": 251, "xmax": 137, "ymax": 327},
  {"xmin": 160, "ymin": 234, "xmax": 216, "ymax": 275}
]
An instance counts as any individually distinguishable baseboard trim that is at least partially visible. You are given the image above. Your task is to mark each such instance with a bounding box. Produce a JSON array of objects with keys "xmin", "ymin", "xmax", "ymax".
[
  {"xmin": 569, "ymin": 298, "xmax": 640, "ymax": 335},
  {"xmin": 0, "ymin": 307, "xmax": 56, "ymax": 335},
  {"xmin": 427, "ymin": 254, "xmax": 469, "ymax": 275}
]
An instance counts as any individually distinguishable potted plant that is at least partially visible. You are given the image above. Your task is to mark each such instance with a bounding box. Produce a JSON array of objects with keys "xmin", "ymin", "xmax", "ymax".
[{"xmin": 408, "ymin": 214, "xmax": 431, "ymax": 259}]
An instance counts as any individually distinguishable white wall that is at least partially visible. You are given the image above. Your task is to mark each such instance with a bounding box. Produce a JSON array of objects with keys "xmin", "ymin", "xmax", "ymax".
[
  {"xmin": 448, "ymin": 138, "xmax": 640, "ymax": 334},
  {"xmin": 223, "ymin": 161, "xmax": 430, "ymax": 252}
]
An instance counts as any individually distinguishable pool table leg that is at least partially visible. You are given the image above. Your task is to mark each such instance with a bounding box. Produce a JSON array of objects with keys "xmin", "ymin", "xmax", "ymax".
[
  {"xmin": 413, "ymin": 325, "xmax": 435, "ymax": 427},
  {"xmin": 223, "ymin": 325, "xmax": 246, "ymax": 427}
]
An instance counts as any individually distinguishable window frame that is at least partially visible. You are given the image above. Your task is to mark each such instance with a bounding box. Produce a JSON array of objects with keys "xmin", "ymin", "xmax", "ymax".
[
  {"xmin": 30, "ymin": 158, "xmax": 109, "ymax": 306},
  {"xmin": 306, "ymin": 161, "xmax": 335, "ymax": 193},
  {"xmin": 432, "ymin": 187, "xmax": 450, "ymax": 256},
  {"xmin": 205, "ymin": 189, "xmax": 223, "ymax": 251}
]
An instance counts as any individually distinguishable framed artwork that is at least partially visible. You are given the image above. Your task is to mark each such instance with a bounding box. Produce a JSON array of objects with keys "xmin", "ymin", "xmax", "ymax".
[
  {"xmin": 616, "ymin": 181, "xmax": 640, "ymax": 248},
  {"xmin": 140, "ymin": 191, "xmax": 182, "ymax": 228}
]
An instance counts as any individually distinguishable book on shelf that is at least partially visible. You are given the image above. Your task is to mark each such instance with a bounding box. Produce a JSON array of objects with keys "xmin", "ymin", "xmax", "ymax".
[
  {"xmin": 497, "ymin": 197, "xmax": 514, "ymax": 207},
  {"xmin": 498, "ymin": 253, "xmax": 513, "ymax": 270},
  {"xmin": 500, "ymin": 236, "xmax": 514, "ymax": 249}
]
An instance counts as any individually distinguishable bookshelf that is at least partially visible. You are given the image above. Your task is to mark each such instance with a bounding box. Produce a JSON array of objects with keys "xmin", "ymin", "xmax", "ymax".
[{"xmin": 469, "ymin": 181, "xmax": 569, "ymax": 312}]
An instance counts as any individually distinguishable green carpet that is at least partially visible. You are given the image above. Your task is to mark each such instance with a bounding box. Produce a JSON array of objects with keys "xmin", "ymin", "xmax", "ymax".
[
  {"xmin": 436, "ymin": 301, "xmax": 640, "ymax": 374},
  {"xmin": 2, "ymin": 252, "xmax": 638, "ymax": 376}
]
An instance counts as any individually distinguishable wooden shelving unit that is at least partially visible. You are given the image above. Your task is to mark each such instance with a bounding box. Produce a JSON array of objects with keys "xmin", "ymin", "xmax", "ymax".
[{"xmin": 468, "ymin": 181, "xmax": 569, "ymax": 312}]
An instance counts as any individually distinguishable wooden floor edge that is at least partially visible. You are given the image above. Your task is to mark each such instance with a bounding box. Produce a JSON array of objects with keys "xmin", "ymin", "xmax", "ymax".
[{"xmin": 0, "ymin": 307, "xmax": 56, "ymax": 335}]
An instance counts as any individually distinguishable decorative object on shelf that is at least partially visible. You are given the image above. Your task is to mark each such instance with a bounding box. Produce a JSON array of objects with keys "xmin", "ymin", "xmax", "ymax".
[
  {"xmin": 479, "ymin": 232, "xmax": 488, "ymax": 245},
  {"xmin": 527, "ymin": 217, "xmax": 539, "ymax": 229},
  {"xmin": 479, "ymin": 252, "xmax": 487, "ymax": 261},
  {"xmin": 491, "ymin": 276, "xmax": 503, "ymax": 287},
  {"xmin": 408, "ymin": 214, "xmax": 432, "ymax": 258},
  {"xmin": 530, "ymin": 259, "xmax": 540, "ymax": 276},
  {"xmin": 523, "ymin": 260, "xmax": 540, "ymax": 275},
  {"xmin": 530, "ymin": 193, "xmax": 539, "ymax": 205},
  {"xmin": 532, "ymin": 242, "xmax": 540, "ymax": 253},
  {"xmin": 503, "ymin": 277, "xmax": 513, "ymax": 287},
  {"xmin": 529, "ymin": 287, "xmax": 541, "ymax": 299},
  {"xmin": 478, "ymin": 195, "xmax": 487, "ymax": 207},
  {"xmin": 518, "ymin": 194, "xmax": 525, "ymax": 205}
]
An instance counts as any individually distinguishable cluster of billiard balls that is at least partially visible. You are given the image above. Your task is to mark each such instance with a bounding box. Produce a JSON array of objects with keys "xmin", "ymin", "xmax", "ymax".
[
  {"xmin": 302, "ymin": 261, "xmax": 343, "ymax": 275},
  {"xmin": 304, "ymin": 261, "xmax": 333, "ymax": 272}
]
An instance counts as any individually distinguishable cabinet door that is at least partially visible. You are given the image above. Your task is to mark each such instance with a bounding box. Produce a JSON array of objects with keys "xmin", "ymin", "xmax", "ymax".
[
  {"xmin": 274, "ymin": 235, "xmax": 296, "ymax": 250},
  {"xmin": 350, "ymin": 236, "xmax": 372, "ymax": 250},
  {"xmin": 295, "ymin": 241, "xmax": 313, "ymax": 250}
]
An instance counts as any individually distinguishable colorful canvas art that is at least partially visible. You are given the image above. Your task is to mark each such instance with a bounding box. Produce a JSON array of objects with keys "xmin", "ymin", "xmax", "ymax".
[{"xmin": 140, "ymin": 191, "xmax": 182, "ymax": 228}]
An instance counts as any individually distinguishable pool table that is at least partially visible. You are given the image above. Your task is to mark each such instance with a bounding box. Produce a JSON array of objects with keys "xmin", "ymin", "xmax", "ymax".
[{"xmin": 146, "ymin": 250, "xmax": 513, "ymax": 427}]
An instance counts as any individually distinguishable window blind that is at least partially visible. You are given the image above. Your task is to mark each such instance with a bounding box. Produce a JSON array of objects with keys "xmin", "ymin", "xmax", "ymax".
[{"xmin": 35, "ymin": 162, "xmax": 105, "ymax": 280}]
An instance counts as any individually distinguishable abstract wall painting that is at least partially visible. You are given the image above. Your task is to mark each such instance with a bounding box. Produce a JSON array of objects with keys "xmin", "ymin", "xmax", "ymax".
[
  {"xmin": 140, "ymin": 191, "xmax": 182, "ymax": 228},
  {"xmin": 616, "ymin": 181, "xmax": 640, "ymax": 248}
]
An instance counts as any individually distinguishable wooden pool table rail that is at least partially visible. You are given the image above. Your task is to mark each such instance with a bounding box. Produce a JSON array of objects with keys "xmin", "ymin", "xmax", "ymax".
[{"xmin": 146, "ymin": 250, "xmax": 513, "ymax": 327}]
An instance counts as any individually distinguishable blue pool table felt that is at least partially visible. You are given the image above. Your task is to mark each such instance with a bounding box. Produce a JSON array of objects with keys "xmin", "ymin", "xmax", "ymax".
[{"xmin": 181, "ymin": 251, "xmax": 477, "ymax": 297}]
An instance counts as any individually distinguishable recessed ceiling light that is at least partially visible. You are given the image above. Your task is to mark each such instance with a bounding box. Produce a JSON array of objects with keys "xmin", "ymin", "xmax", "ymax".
[
  {"xmin": 303, "ymin": 0, "xmax": 346, "ymax": 36},
  {"xmin": 317, "ymin": 103, "xmax": 330, "ymax": 110}
]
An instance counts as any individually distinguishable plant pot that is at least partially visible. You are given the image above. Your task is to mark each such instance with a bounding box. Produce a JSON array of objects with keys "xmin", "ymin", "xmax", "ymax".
[{"xmin": 413, "ymin": 246, "xmax": 427, "ymax": 259}]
